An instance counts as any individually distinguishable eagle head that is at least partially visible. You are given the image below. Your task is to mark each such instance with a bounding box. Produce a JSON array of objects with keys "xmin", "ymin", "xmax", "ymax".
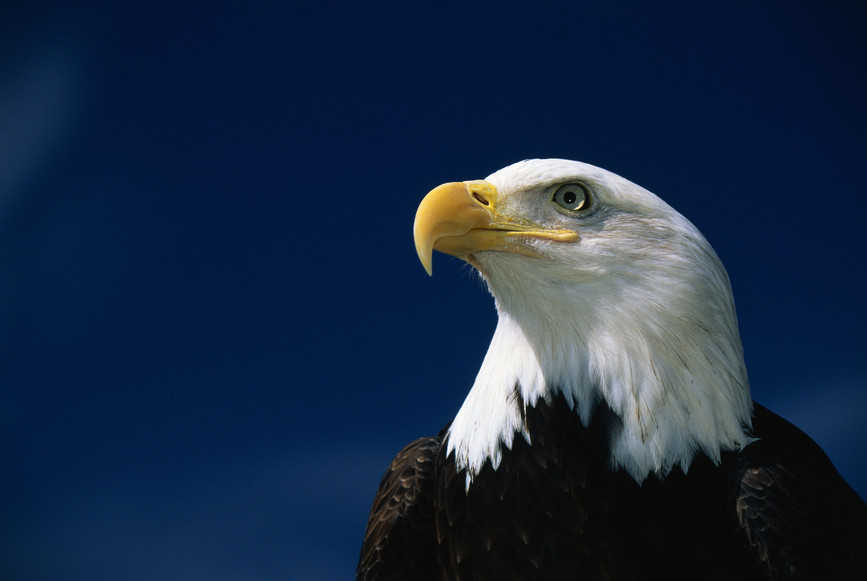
[{"xmin": 413, "ymin": 159, "xmax": 753, "ymax": 484}]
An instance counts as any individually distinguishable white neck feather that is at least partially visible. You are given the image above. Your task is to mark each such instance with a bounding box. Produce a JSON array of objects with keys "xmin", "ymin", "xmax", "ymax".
[{"xmin": 447, "ymin": 207, "xmax": 753, "ymax": 486}]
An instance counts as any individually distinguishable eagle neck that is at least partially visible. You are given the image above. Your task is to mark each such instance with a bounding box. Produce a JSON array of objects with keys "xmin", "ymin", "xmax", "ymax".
[{"xmin": 447, "ymin": 256, "xmax": 754, "ymax": 487}]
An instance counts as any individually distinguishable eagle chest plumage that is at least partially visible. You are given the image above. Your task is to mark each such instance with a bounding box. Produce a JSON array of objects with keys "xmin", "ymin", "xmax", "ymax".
[
  {"xmin": 435, "ymin": 393, "xmax": 612, "ymax": 580},
  {"xmin": 431, "ymin": 394, "xmax": 758, "ymax": 580}
]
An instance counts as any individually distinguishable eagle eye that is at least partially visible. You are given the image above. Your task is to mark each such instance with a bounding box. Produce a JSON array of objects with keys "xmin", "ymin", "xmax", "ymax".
[{"xmin": 553, "ymin": 183, "xmax": 589, "ymax": 212}]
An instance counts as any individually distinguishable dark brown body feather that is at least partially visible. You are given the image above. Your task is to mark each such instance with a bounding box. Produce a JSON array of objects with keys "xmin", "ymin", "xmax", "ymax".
[{"xmin": 357, "ymin": 397, "xmax": 867, "ymax": 580}]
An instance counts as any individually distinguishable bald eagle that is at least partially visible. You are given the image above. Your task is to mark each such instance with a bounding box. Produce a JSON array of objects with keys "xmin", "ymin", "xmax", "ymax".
[{"xmin": 357, "ymin": 159, "xmax": 867, "ymax": 580}]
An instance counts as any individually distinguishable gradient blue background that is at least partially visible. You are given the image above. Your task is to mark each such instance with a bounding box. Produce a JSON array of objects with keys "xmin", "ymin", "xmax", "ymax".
[{"xmin": 2, "ymin": 2, "xmax": 865, "ymax": 579}]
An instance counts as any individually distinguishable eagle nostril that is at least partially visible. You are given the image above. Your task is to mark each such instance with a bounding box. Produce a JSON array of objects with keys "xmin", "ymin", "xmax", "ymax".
[{"xmin": 472, "ymin": 191, "xmax": 490, "ymax": 206}]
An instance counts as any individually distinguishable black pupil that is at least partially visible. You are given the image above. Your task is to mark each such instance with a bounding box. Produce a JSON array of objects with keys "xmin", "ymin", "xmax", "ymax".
[{"xmin": 564, "ymin": 191, "xmax": 577, "ymax": 205}]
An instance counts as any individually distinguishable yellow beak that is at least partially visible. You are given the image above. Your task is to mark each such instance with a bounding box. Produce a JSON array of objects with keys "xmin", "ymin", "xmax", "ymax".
[{"xmin": 413, "ymin": 180, "xmax": 579, "ymax": 275}]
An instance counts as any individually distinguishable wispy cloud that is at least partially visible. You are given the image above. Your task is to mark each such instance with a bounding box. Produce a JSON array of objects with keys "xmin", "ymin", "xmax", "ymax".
[{"xmin": 0, "ymin": 42, "xmax": 84, "ymax": 210}]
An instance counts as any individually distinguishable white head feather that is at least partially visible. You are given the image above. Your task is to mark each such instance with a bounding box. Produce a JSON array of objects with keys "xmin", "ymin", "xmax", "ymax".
[{"xmin": 445, "ymin": 159, "xmax": 753, "ymax": 486}]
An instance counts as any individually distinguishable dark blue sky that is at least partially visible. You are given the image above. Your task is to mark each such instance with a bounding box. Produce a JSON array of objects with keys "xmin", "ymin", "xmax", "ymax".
[{"xmin": 2, "ymin": 2, "xmax": 865, "ymax": 579}]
